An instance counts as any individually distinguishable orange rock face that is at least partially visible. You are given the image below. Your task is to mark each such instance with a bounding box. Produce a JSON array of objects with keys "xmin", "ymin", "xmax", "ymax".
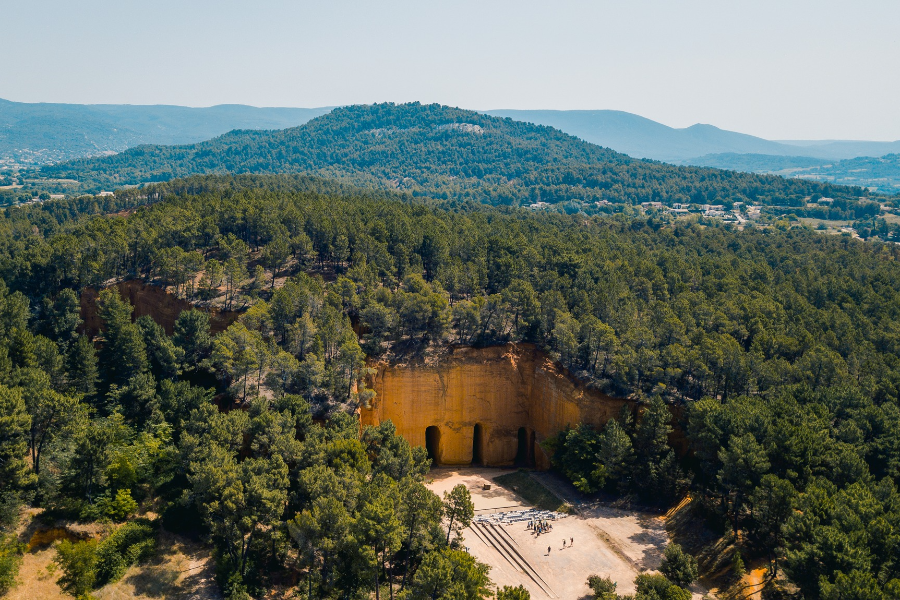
[
  {"xmin": 360, "ymin": 344, "xmax": 632, "ymax": 469},
  {"xmin": 80, "ymin": 280, "xmax": 241, "ymax": 337}
]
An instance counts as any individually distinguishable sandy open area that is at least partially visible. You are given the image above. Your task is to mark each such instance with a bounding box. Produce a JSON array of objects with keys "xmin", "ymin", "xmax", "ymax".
[
  {"xmin": 428, "ymin": 467, "xmax": 710, "ymax": 599},
  {"xmin": 429, "ymin": 467, "xmax": 531, "ymax": 514}
]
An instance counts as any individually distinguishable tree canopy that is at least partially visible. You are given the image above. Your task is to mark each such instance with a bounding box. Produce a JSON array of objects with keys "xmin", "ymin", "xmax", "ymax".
[{"xmin": 0, "ymin": 173, "xmax": 897, "ymax": 597}]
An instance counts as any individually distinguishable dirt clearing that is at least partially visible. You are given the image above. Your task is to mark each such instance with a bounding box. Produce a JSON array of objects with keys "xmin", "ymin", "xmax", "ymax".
[
  {"xmin": 8, "ymin": 510, "xmax": 220, "ymax": 600},
  {"xmin": 427, "ymin": 467, "xmax": 712, "ymax": 599}
]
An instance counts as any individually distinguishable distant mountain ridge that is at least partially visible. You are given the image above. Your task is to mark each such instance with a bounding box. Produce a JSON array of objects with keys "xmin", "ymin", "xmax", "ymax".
[
  {"xmin": 5, "ymin": 97, "xmax": 898, "ymax": 194},
  {"xmin": 485, "ymin": 109, "xmax": 787, "ymax": 162},
  {"xmin": 691, "ymin": 153, "xmax": 900, "ymax": 195},
  {"xmin": 0, "ymin": 98, "xmax": 332, "ymax": 166},
  {"xmin": 30, "ymin": 102, "xmax": 863, "ymax": 207},
  {"xmin": 775, "ymin": 139, "xmax": 900, "ymax": 158},
  {"xmin": 484, "ymin": 109, "xmax": 900, "ymax": 163}
]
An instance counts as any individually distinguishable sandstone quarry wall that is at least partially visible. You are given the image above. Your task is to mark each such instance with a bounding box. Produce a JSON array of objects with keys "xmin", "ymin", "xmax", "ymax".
[
  {"xmin": 80, "ymin": 280, "xmax": 241, "ymax": 337},
  {"xmin": 360, "ymin": 344, "xmax": 632, "ymax": 469}
]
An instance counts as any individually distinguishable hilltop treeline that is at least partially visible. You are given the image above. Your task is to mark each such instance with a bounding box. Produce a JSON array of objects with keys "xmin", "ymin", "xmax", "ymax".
[
  {"xmin": 33, "ymin": 103, "xmax": 866, "ymax": 208},
  {"xmin": 5, "ymin": 176, "xmax": 898, "ymax": 404},
  {"xmin": 0, "ymin": 175, "xmax": 899, "ymax": 597}
]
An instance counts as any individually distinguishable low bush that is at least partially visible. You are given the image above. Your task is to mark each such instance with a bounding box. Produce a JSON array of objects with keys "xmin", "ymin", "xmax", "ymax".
[
  {"xmin": 660, "ymin": 543, "xmax": 698, "ymax": 588},
  {"xmin": 0, "ymin": 536, "xmax": 23, "ymax": 595},
  {"xmin": 54, "ymin": 539, "xmax": 99, "ymax": 597},
  {"xmin": 497, "ymin": 584, "xmax": 531, "ymax": 599},
  {"xmin": 95, "ymin": 490, "xmax": 139, "ymax": 523},
  {"xmin": 634, "ymin": 573, "xmax": 690, "ymax": 600},
  {"xmin": 94, "ymin": 519, "xmax": 156, "ymax": 586},
  {"xmin": 54, "ymin": 519, "xmax": 156, "ymax": 596},
  {"xmin": 587, "ymin": 574, "xmax": 618, "ymax": 599}
]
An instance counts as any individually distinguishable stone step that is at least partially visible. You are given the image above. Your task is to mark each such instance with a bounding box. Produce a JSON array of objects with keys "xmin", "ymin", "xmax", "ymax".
[
  {"xmin": 489, "ymin": 524, "xmax": 558, "ymax": 599},
  {"xmin": 472, "ymin": 521, "xmax": 557, "ymax": 599}
]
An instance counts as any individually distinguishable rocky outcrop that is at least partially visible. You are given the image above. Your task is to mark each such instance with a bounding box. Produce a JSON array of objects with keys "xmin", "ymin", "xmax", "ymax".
[
  {"xmin": 360, "ymin": 344, "xmax": 632, "ymax": 469},
  {"xmin": 80, "ymin": 279, "xmax": 241, "ymax": 337}
]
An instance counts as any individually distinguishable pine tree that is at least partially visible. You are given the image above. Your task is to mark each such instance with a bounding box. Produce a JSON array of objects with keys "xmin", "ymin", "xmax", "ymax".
[
  {"xmin": 97, "ymin": 290, "xmax": 147, "ymax": 387},
  {"xmin": 0, "ymin": 385, "xmax": 35, "ymax": 493},
  {"xmin": 173, "ymin": 309, "xmax": 211, "ymax": 369},
  {"xmin": 68, "ymin": 335, "xmax": 99, "ymax": 399},
  {"xmin": 443, "ymin": 484, "xmax": 474, "ymax": 544}
]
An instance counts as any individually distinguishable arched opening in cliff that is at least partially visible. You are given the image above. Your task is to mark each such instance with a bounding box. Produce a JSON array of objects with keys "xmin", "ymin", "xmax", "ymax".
[
  {"xmin": 426, "ymin": 426, "xmax": 441, "ymax": 466},
  {"xmin": 472, "ymin": 424, "xmax": 484, "ymax": 465},
  {"xmin": 515, "ymin": 427, "xmax": 535, "ymax": 467}
]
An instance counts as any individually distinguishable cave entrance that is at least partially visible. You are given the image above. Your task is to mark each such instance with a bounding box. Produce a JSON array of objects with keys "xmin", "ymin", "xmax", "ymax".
[
  {"xmin": 515, "ymin": 427, "xmax": 535, "ymax": 467},
  {"xmin": 472, "ymin": 424, "xmax": 484, "ymax": 465},
  {"xmin": 425, "ymin": 426, "xmax": 441, "ymax": 466}
]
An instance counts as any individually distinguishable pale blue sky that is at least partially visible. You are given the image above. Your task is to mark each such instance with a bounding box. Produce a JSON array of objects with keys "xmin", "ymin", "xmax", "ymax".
[{"xmin": 3, "ymin": 0, "xmax": 898, "ymax": 140}]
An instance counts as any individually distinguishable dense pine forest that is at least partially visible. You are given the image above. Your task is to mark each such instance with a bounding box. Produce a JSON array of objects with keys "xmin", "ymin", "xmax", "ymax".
[
  {"xmin": 29, "ymin": 103, "xmax": 869, "ymax": 210},
  {"xmin": 1, "ymin": 174, "xmax": 899, "ymax": 599}
]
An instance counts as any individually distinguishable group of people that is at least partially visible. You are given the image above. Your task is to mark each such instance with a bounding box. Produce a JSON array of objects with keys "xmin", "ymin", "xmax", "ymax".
[
  {"xmin": 528, "ymin": 519, "xmax": 553, "ymax": 535},
  {"xmin": 527, "ymin": 519, "xmax": 576, "ymax": 556},
  {"xmin": 545, "ymin": 538, "xmax": 574, "ymax": 556}
]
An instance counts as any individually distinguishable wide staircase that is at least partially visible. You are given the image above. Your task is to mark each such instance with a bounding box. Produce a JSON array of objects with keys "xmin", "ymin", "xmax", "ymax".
[{"xmin": 468, "ymin": 520, "xmax": 558, "ymax": 599}]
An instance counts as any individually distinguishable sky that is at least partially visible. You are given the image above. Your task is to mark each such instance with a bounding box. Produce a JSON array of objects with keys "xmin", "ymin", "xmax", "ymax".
[{"xmin": 3, "ymin": 0, "xmax": 899, "ymax": 141}]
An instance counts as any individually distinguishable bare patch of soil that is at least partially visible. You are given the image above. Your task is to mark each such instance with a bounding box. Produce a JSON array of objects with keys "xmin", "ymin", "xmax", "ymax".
[
  {"xmin": 8, "ymin": 510, "xmax": 220, "ymax": 600},
  {"xmin": 428, "ymin": 468, "xmax": 713, "ymax": 599},
  {"xmin": 94, "ymin": 531, "xmax": 221, "ymax": 600}
]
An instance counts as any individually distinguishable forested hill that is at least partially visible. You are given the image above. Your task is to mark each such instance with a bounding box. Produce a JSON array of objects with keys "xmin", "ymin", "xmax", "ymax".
[{"xmin": 34, "ymin": 102, "xmax": 865, "ymax": 206}]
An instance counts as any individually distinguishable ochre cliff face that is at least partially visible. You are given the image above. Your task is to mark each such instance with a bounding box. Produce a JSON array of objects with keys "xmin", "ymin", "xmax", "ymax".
[
  {"xmin": 360, "ymin": 344, "xmax": 632, "ymax": 469},
  {"xmin": 80, "ymin": 280, "xmax": 240, "ymax": 337}
]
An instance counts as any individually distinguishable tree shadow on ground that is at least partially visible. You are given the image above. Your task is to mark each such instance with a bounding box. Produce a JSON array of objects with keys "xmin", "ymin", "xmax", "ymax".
[
  {"xmin": 630, "ymin": 531, "xmax": 666, "ymax": 570},
  {"xmin": 114, "ymin": 531, "xmax": 222, "ymax": 600},
  {"xmin": 123, "ymin": 565, "xmax": 180, "ymax": 598}
]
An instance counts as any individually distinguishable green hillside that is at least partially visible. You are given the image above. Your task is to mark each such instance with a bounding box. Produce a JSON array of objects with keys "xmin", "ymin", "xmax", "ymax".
[
  {"xmin": 690, "ymin": 152, "xmax": 900, "ymax": 195},
  {"xmin": 33, "ymin": 102, "xmax": 866, "ymax": 207}
]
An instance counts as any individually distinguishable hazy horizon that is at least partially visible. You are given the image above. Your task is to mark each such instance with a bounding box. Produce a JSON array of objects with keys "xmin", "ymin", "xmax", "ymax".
[
  {"xmin": 3, "ymin": 99, "xmax": 897, "ymax": 146},
  {"xmin": 3, "ymin": 0, "xmax": 899, "ymax": 141}
]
